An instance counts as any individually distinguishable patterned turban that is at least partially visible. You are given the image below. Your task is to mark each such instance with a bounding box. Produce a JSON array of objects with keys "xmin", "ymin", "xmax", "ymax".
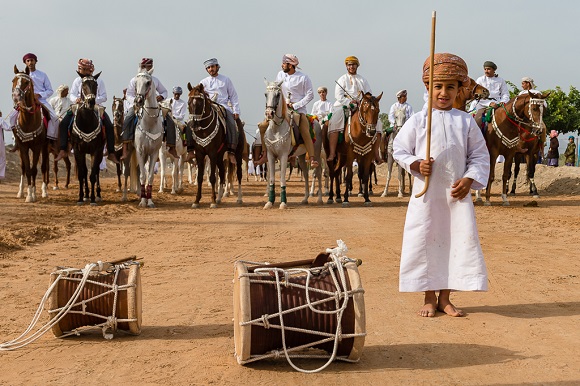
[
  {"xmin": 140, "ymin": 58, "xmax": 153, "ymax": 67},
  {"xmin": 422, "ymin": 53, "xmax": 469, "ymax": 85},
  {"xmin": 204, "ymin": 58, "xmax": 219, "ymax": 68},
  {"xmin": 521, "ymin": 76, "xmax": 536, "ymax": 89},
  {"xmin": 173, "ymin": 86, "xmax": 182, "ymax": 94},
  {"xmin": 22, "ymin": 53, "xmax": 37, "ymax": 63},
  {"xmin": 396, "ymin": 89, "xmax": 407, "ymax": 98},
  {"xmin": 77, "ymin": 58, "xmax": 94, "ymax": 73},
  {"xmin": 483, "ymin": 61, "xmax": 497, "ymax": 70},
  {"xmin": 282, "ymin": 54, "xmax": 299, "ymax": 66},
  {"xmin": 345, "ymin": 56, "xmax": 359, "ymax": 66},
  {"xmin": 550, "ymin": 130, "xmax": 558, "ymax": 138}
]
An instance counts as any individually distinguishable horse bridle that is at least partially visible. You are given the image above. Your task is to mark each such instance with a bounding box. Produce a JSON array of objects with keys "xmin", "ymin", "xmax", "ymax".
[
  {"xmin": 80, "ymin": 76, "xmax": 98, "ymax": 109},
  {"xmin": 12, "ymin": 73, "xmax": 35, "ymax": 113},
  {"xmin": 265, "ymin": 84, "xmax": 285, "ymax": 126},
  {"xmin": 188, "ymin": 91, "xmax": 216, "ymax": 131},
  {"xmin": 357, "ymin": 96, "xmax": 379, "ymax": 137},
  {"xmin": 112, "ymin": 98, "xmax": 124, "ymax": 127},
  {"xmin": 134, "ymin": 72, "xmax": 160, "ymax": 118},
  {"xmin": 510, "ymin": 94, "xmax": 545, "ymax": 135}
]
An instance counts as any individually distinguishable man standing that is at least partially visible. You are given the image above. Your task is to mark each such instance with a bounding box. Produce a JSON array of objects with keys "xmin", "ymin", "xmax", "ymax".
[
  {"xmin": 256, "ymin": 54, "xmax": 318, "ymax": 167},
  {"xmin": 197, "ymin": 58, "xmax": 242, "ymax": 164},
  {"xmin": 49, "ymin": 85, "xmax": 71, "ymax": 120},
  {"xmin": 327, "ymin": 56, "xmax": 381, "ymax": 164},
  {"xmin": 121, "ymin": 58, "xmax": 177, "ymax": 159},
  {"xmin": 9, "ymin": 53, "xmax": 58, "ymax": 140},
  {"xmin": 388, "ymin": 90, "xmax": 414, "ymax": 128},
  {"xmin": 55, "ymin": 59, "xmax": 119, "ymax": 163},
  {"xmin": 470, "ymin": 60, "xmax": 510, "ymax": 112}
]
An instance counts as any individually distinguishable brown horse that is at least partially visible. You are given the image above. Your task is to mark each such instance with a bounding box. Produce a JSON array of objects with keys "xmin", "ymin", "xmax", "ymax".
[
  {"xmin": 453, "ymin": 77, "xmax": 490, "ymax": 112},
  {"xmin": 509, "ymin": 132, "xmax": 542, "ymax": 198},
  {"xmin": 11, "ymin": 65, "xmax": 49, "ymax": 203},
  {"xmin": 112, "ymin": 96, "xmax": 138, "ymax": 200},
  {"xmin": 186, "ymin": 83, "xmax": 228, "ymax": 208},
  {"xmin": 324, "ymin": 92, "xmax": 383, "ymax": 206},
  {"xmin": 475, "ymin": 91, "xmax": 549, "ymax": 205}
]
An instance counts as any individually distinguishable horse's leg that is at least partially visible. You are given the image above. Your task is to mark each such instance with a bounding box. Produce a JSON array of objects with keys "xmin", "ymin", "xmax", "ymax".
[
  {"xmin": 209, "ymin": 156, "xmax": 218, "ymax": 208},
  {"xmin": 41, "ymin": 145, "xmax": 49, "ymax": 198},
  {"xmin": 501, "ymin": 156, "xmax": 514, "ymax": 206},
  {"xmin": 236, "ymin": 153, "xmax": 243, "ymax": 204},
  {"xmin": 397, "ymin": 164, "xmax": 405, "ymax": 198},
  {"xmin": 327, "ymin": 162, "xmax": 335, "ymax": 204},
  {"xmin": 343, "ymin": 154, "xmax": 354, "ymax": 206},
  {"xmin": 357, "ymin": 166, "xmax": 364, "ymax": 197},
  {"xmin": 147, "ymin": 153, "xmax": 157, "ymax": 208},
  {"xmin": 158, "ymin": 146, "xmax": 166, "ymax": 193},
  {"xmin": 53, "ymin": 160, "xmax": 60, "ymax": 190},
  {"xmin": 18, "ymin": 149, "xmax": 28, "ymax": 200},
  {"xmin": 362, "ymin": 157, "xmax": 372, "ymax": 205},
  {"xmin": 298, "ymin": 154, "xmax": 309, "ymax": 204},
  {"xmin": 89, "ymin": 155, "xmax": 99, "ymax": 205},
  {"xmin": 216, "ymin": 156, "xmax": 226, "ymax": 206},
  {"xmin": 485, "ymin": 152, "xmax": 497, "ymax": 206},
  {"xmin": 528, "ymin": 155, "xmax": 539, "ymax": 198},
  {"xmin": 170, "ymin": 155, "xmax": 178, "ymax": 195},
  {"xmin": 29, "ymin": 147, "xmax": 41, "ymax": 202},
  {"xmin": 382, "ymin": 156, "xmax": 394, "ymax": 197},
  {"xmin": 64, "ymin": 156, "xmax": 71, "ymax": 189},
  {"xmin": 75, "ymin": 154, "xmax": 85, "ymax": 205},
  {"xmin": 510, "ymin": 160, "xmax": 519, "ymax": 196},
  {"xmin": 264, "ymin": 152, "xmax": 276, "ymax": 209},
  {"xmin": 137, "ymin": 152, "xmax": 148, "ymax": 208},
  {"xmin": 279, "ymin": 153, "xmax": 288, "ymax": 209},
  {"xmin": 192, "ymin": 154, "xmax": 204, "ymax": 208}
]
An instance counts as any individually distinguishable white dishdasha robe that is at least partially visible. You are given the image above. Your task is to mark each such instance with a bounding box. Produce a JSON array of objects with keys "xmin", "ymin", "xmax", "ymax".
[{"xmin": 393, "ymin": 108, "xmax": 490, "ymax": 292}]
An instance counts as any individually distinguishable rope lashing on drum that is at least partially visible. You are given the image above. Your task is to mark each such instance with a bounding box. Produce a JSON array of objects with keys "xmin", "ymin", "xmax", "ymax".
[
  {"xmin": 237, "ymin": 240, "xmax": 365, "ymax": 373},
  {"xmin": 0, "ymin": 261, "xmax": 137, "ymax": 351}
]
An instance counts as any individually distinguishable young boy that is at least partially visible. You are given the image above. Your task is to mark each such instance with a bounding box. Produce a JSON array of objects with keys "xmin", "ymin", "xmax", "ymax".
[{"xmin": 393, "ymin": 53, "xmax": 490, "ymax": 317}]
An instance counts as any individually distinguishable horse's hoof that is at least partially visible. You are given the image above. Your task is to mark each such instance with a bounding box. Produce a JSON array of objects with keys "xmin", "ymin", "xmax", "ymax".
[
  {"xmin": 170, "ymin": 191, "xmax": 177, "ymax": 195},
  {"xmin": 364, "ymin": 201, "xmax": 373, "ymax": 207},
  {"xmin": 84, "ymin": 197, "xmax": 90, "ymax": 202},
  {"xmin": 475, "ymin": 198, "xmax": 483, "ymax": 203},
  {"xmin": 210, "ymin": 203, "xmax": 218, "ymax": 209},
  {"xmin": 484, "ymin": 201, "xmax": 492, "ymax": 207},
  {"xmin": 326, "ymin": 199, "xmax": 334, "ymax": 205},
  {"xmin": 317, "ymin": 199, "xmax": 323, "ymax": 205},
  {"xmin": 90, "ymin": 202, "xmax": 97, "ymax": 206},
  {"xmin": 192, "ymin": 203, "xmax": 199, "ymax": 209},
  {"xmin": 342, "ymin": 202, "xmax": 350, "ymax": 207},
  {"xmin": 397, "ymin": 193, "xmax": 404, "ymax": 198},
  {"xmin": 369, "ymin": 190, "xmax": 374, "ymax": 196},
  {"xmin": 509, "ymin": 192, "xmax": 516, "ymax": 196},
  {"xmin": 502, "ymin": 202, "xmax": 510, "ymax": 207},
  {"xmin": 95, "ymin": 197, "xmax": 102, "ymax": 202},
  {"xmin": 115, "ymin": 188, "xmax": 121, "ymax": 193},
  {"xmin": 216, "ymin": 199, "xmax": 222, "ymax": 204},
  {"xmin": 16, "ymin": 193, "xmax": 22, "ymax": 199},
  {"xmin": 533, "ymin": 194, "xmax": 540, "ymax": 199},
  {"xmin": 279, "ymin": 202, "xmax": 287, "ymax": 210},
  {"xmin": 380, "ymin": 192, "xmax": 387, "ymax": 198},
  {"xmin": 42, "ymin": 193, "xmax": 48, "ymax": 198},
  {"xmin": 335, "ymin": 198, "xmax": 342, "ymax": 204},
  {"xmin": 357, "ymin": 193, "xmax": 363, "ymax": 197},
  {"xmin": 264, "ymin": 202, "xmax": 273, "ymax": 210},
  {"xmin": 76, "ymin": 201, "xmax": 84, "ymax": 206},
  {"xmin": 236, "ymin": 199, "xmax": 243, "ymax": 205},
  {"xmin": 53, "ymin": 186, "xmax": 59, "ymax": 191},
  {"xmin": 300, "ymin": 199, "xmax": 308, "ymax": 205},
  {"xmin": 147, "ymin": 203, "xmax": 155, "ymax": 208}
]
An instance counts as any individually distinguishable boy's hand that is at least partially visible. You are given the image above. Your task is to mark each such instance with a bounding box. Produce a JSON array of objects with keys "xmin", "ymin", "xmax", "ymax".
[
  {"xmin": 451, "ymin": 177, "xmax": 474, "ymax": 199},
  {"xmin": 419, "ymin": 157, "xmax": 434, "ymax": 176}
]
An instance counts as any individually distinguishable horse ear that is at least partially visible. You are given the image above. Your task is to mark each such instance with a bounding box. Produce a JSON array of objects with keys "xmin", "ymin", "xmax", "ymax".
[
  {"xmin": 376, "ymin": 92, "xmax": 383, "ymax": 102},
  {"xmin": 93, "ymin": 71, "xmax": 101, "ymax": 80},
  {"xmin": 13, "ymin": 65, "xmax": 19, "ymax": 74},
  {"xmin": 198, "ymin": 83, "xmax": 204, "ymax": 92},
  {"xmin": 187, "ymin": 82, "xmax": 193, "ymax": 91},
  {"xmin": 264, "ymin": 78, "xmax": 268, "ymax": 86},
  {"xmin": 25, "ymin": 66, "xmax": 30, "ymax": 75},
  {"xmin": 276, "ymin": 81, "xmax": 283, "ymax": 88},
  {"xmin": 542, "ymin": 91, "xmax": 551, "ymax": 99}
]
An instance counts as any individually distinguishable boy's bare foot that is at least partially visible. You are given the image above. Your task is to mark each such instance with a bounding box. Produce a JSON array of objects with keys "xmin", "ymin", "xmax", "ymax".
[
  {"xmin": 418, "ymin": 291, "xmax": 438, "ymax": 317},
  {"xmin": 437, "ymin": 299, "xmax": 465, "ymax": 317}
]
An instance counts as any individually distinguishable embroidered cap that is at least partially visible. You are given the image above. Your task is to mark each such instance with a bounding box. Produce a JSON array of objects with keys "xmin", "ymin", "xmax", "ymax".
[
  {"xmin": 422, "ymin": 53, "xmax": 469, "ymax": 85},
  {"xmin": 204, "ymin": 58, "xmax": 219, "ymax": 68},
  {"xmin": 396, "ymin": 89, "xmax": 407, "ymax": 98},
  {"xmin": 173, "ymin": 86, "xmax": 182, "ymax": 94}
]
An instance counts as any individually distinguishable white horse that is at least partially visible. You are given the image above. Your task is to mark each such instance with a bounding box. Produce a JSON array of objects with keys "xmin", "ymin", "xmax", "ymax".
[
  {"xmin": 263, "ymin": 80, "xmax": 323, "ymax": 209},
  {"xmin": 381, "ymin": 107, "xmax": 412, "ymax": 198},
  {"xmin": 133, "ymin": 69, "xmax": 163, "ymax": 208},
  {"xmin": 157, "ymin": 102, "xmax": 187, "ymax": 195}
]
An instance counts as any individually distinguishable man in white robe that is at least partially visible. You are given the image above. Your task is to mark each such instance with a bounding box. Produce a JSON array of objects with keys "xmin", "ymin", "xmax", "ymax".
[
  {"xmin": 469, "ymin": 60, "xmax": 510, "ymax": 112},
  {"xmin": 393, "ymin": 53, "xmax": 490, "ymax": 318},
  {"xmin": 0, "ymin": 112, "xmax": 11, "ymax": 179},
  {"xmin": 311, "ymin": 86, "xmax": 333, "ymax": 123},
  {"xmin": 388, "ymin": 89, "xmax": 414, "ymax": 129},
  {"xmin": 49, "ymin": 85, "xmax": 71, "ymax": 120}
]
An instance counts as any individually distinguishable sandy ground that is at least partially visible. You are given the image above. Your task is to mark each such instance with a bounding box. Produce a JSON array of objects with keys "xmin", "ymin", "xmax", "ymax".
[{"xmin": 0, "ymin": 153, "xmax": 579, "ymax": 386}]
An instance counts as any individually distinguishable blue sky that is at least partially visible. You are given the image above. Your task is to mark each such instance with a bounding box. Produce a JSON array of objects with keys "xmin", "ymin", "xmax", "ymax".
[{"xmin": 1, "ymin": 0, "xmax": 578, "ymax": 146}]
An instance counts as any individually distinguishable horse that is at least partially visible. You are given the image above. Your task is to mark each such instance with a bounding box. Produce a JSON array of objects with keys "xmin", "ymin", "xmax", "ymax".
[
  {"xmin": 133, "ymin": 68, "xmax": 164, "ymax": 208},
  {"xmin": 11, "ymin": 65, "xmax": 49, "ymax": 203},
  {"xmin": 324, "ymin": 91, "xmax": 383, "ymax": 206},
  {"xmin": 186, "ymin": 83, "xmax": 228, "ymax": 208},
  {"xmin": 157, "ymin": 99, "xmax": 187, "ymax": 195},
  {"xmin": 381, "ymin": 106, "xmax": 412, "ymax": 198},
  {"xmin": 69, "ymin": 72, "xmax": 105, "ymax": 205},
  {"xmin": 251, "ymin": 141, "xmax": 267, "ymax": 182},
  {"xmin": 224, "ymin": 127, "xmax": 248, "ymax": 200},
  {"xmin": 111, "ymin": 96, "xmax": 139, "ymax": 201},
  {"xmin": 358, "ymin": 161, "xmax": 378, "ymax": 197},
  {"xmin": 474, "ymin": 91, "xmax": 549, "ymax": 206},
  {"xmin": 262, "ymin": 80, "xmax": 323, "ymax": 209}
]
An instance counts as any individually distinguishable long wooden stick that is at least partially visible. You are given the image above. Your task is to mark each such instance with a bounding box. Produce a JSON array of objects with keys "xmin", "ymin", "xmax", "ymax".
[{"xmin": 415, "ymin": 10, "xmax": 436, "ymax": 198}]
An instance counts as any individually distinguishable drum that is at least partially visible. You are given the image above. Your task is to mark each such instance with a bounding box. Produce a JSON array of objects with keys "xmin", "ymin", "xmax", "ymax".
[
  {"xmin": 47, "ymin": 260, "xmax": 142, "ymax": 338},
  {"xmin": 233, "ymin": 251, "xmax": 366, "ymax": 368}
]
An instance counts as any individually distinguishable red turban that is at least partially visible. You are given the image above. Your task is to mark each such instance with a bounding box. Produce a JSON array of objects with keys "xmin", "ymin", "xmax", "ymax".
[
  {"xmin": 77, "ymin": 58, "xmax": 94, "ymax": 73},
  {"xmin": 22, "ymin": 53, "xmax": 37, "ymax": 63},
  {"xmin": 141, "ymin": 58, "xmax": 153, "ymax": 67}
]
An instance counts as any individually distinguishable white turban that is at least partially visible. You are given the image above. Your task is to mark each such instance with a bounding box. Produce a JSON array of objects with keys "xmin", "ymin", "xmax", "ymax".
[
  {"xmin": 521, "ymin": 77, "xmax": 536, "ymax": 89},
  {"xmin": 396, "ymin": 89, "xmax": 407, "ymax": 98}
]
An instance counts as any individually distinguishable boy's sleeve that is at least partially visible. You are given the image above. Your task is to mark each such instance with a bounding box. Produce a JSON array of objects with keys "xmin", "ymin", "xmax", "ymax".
[
  {"xmin": 464, "ymin": 116, "xmax": 490, "ymax": 190},
  {"xmin": 393, "ymin": 114, "xmax": 423, "ymax": 177}
]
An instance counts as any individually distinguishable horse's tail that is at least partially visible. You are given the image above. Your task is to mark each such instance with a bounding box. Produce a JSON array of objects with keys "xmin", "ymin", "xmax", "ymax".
[{"xmin": 130, "ymin": 151, "xmax": 139, "ymax": 193}]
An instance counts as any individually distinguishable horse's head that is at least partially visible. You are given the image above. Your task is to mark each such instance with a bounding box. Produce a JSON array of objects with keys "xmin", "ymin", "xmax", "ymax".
[
  {"xmin": 187, "ymin": 82, "xmax": 210, "ymax": 123},
  {"xmin": 12, "ymin": 65, "xmax": 35, "ymax": 110},
  {"xmin": 511, "ymin": 92, "xmax": 550, "ymax": 137},
  {"xmin": 112, "ymin": 96, "xmax": 124, "ymax": 126},
  {"xmin": 134, "ymin": 69, "xmax": 153, "ymax": 110},
  {"xmin": 358, "ymin": 92, "xmax": 382, "ymax": 137},
  {"xmin": 393, "ymin": 107, "xmax": 407, "ymax": 129},
  {"xmin": 470, "ymin": 78, "xmax": 489, "ymax": 100},
  {"xmin": 78, "ymin": 71, "xmax": 100, "ymax": 109},
  {"xmin": 264, "ymin": 80, "xmax": 284, "ymax": 120}
]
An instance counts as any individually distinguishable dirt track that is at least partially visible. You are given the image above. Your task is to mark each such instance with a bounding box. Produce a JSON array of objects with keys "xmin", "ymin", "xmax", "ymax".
[{"xmin": 0, "ymin": 160, "xmax": 579, "ymax": 385}]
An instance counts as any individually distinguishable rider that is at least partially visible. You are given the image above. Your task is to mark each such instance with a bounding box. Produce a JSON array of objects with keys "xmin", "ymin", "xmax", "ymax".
[
  {"xmin": 255, "ymin": 54, "xmax": 318, "ymax": 167},
  {"xmin": 194, "ymin": 58, "xmax": 243, "ymax": 164},
  {"xmin": 170, "ymin": 86, "xmax": 187, "ymax": 126},
  {"xmin": 388, "ymin": 90, "xmax": 414, "ymax": 130},
  {"xmin": 327, "ymin": 55, "xmax": 382, "ymax": 164},
  {"xmin": 121, "ymin": 58, "xmax": 178, "ymax": 159},
  {"xmin": 49, "ymin": 85, "xmax": 71, "ymax": 121},
  {"xmin": 8, "ymin": 53, "xmax": 59, "ymax": 144},
  {"xmin": 55, "ymin": 59, "xmax": 119, "ymax": 163},
  {"xmin": 470, "ymin": 61, "xmax": 510, "ymax": 112}
]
